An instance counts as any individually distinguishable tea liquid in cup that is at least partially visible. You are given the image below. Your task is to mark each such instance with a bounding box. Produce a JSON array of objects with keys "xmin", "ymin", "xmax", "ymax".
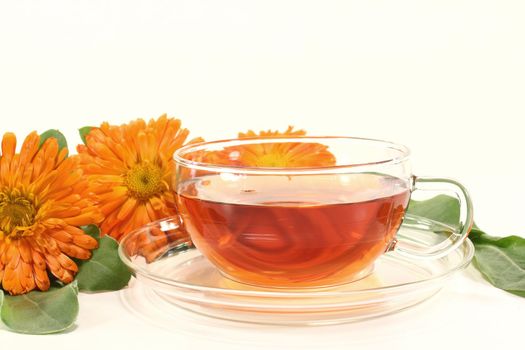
[
  {"xmin": 174, "ymin": 137, "xmax": 473, "ymax": 288},
  {"xmin": 178, "ymin": 174, "xmax": 409, "ymax": 287}
]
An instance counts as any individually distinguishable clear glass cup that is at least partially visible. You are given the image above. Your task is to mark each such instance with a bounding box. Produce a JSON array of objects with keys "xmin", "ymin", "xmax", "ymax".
[{"xmin": 173, "ymin": 136, "xmax": 473, "ymax": 288}]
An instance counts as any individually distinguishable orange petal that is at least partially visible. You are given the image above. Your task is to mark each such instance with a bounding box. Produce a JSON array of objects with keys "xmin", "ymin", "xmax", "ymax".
[
  {"xmin": 63, "ymin": 212, "xmax": 100, "ymax": 226},
  {"xmin": 117, "ymin": 198, "xmax": 138, "ymax": 221},
  {"xmin": 57, "ymin": 253, "xmax": 78, "ymax": 273},
  {"xmin": 18, "ymin": 240, "xmax": 33, "ymax": 264},
  {"xmin": 18, "ymin": 131, "xmax": 40, "ymax": 168},
  {"xmin": 34, "ymin": 266, "xmax": 50, "ymax": 291},
  {"xmin": 72, "ymin": 234, "xmax": 98, "ymax": 250},
  {"xmin": 50, "ymin": 230, "xmax": 73, "ymax": 243},
  {"xmin": 56, "ymin": 240, "xmax": 92, "ymax": 260},
  {"xmin": 1, "ymin": 132, "xmax": 16, "ymax": 158},
  {"xmin": 31, "ymin": 250, "xmax": 46, "ymax": 270}
]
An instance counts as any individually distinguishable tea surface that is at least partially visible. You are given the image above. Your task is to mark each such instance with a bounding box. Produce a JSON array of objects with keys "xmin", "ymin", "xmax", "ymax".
[{"xmin": 177, "ymin": 174, "xmax": 410, "ymax": 287}]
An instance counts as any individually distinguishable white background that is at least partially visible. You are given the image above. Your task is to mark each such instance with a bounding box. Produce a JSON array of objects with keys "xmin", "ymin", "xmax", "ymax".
[{"xmin": 1, "ymin": 1, "xmax": 524, "ymax": 349}]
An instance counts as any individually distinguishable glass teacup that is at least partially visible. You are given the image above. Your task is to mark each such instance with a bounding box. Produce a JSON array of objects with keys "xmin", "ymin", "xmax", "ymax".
[{"xmin": 173, "ymin": 137, "xmax": 472, "ymax": 288}]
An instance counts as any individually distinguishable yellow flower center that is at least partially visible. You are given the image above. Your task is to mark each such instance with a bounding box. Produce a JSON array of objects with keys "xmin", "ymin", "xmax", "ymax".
[
  {"xmin": 0, "ymin": 189, "xmax": 37, "ymax": 238},
  {"xmin": 124, "ymin": 162, "xmax": 166, "ymax": 201}
]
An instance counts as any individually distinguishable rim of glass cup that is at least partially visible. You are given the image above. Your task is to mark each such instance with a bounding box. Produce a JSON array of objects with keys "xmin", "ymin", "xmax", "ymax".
[{"xmin": 174, "ymin": 136, "xmax": 411, "ymax": 175}]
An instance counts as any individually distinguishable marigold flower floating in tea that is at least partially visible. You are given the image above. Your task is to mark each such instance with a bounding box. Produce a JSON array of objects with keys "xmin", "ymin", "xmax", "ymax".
[
  {"xmin": 77, "ymin": 114, "xmax": 203, "ymax": 243},
  {"xmin": 0, "ymin": 132, "xmax": 102, "ymax": 295},
  {"xmin": 201, "ymin": 126, "xmax": 336, "ymax": 168}
]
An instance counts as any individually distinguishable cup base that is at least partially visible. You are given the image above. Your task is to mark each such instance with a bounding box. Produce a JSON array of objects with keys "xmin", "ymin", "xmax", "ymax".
[{"xmin": 215, "ymin": 264, "xmax": 376, "ymax": 291}]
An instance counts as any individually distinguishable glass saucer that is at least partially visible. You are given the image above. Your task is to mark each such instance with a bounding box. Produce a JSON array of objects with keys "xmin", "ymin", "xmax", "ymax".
[{"xmin": 118, "ymin": 215, "xmax": 474, "ymax": 325}]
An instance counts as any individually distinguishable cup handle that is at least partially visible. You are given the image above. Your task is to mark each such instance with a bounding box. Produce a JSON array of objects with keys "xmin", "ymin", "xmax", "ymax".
[{"xmin": 394, "ymin": 176, "xmax": 474, "ymax": 259}]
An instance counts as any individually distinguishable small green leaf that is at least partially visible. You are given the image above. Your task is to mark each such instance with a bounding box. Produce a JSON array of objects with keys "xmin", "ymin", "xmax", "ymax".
[
  {"xmin": 0, "ymin": 289, "xmax": 4, "ymax": 309},
  {"xmin": 81, "ymin": 224, "xmax": 101, "ymax": 239},
  {"xmin": 75, "ymin": 226, "xmax": 131, "ymax": 292},
  {"xmin": 0, "ymin": 282, "xmax": 79, "ymax": 334},
  {"xmin": 39, "ymin": 129, "xmax": 68, "ymax": 154},
  {"xmin": 470, "ymin": 230, "xmax": 525, "ymax": 298},
  {"xmin": 407, "ymin": 194, "xmax": 460, "ymax": 227},
  {"xmin": 79, "ymin": 126, "xmax": 93, "ymax": 144}
]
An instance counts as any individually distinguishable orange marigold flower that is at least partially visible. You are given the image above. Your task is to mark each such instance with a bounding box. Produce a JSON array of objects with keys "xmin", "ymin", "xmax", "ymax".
[
  {"xmin": 0, "ymin": 132, "xmax": 102, "ymax": 295},
  {"xmin": 238, "ymin": 125, "xmax": 307, "ymax": 139},
  {"xmin": 204, "ymin": 126, "xmax": 336, "ymax": 168},
  {"xmin": 77, "ymin": 114, "xmax": 202, "ymax": 242}
]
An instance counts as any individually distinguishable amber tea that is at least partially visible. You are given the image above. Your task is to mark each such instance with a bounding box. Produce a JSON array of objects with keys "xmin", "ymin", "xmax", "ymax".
[{"xmin": 177, "ymin": 173, "xmax": 410, "ymax": 288}]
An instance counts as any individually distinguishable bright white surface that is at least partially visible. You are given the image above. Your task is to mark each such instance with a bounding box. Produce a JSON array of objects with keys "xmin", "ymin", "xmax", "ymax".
[{"xmin": 1, "ymin": 1, "xmax": 524, "ymax": 348}]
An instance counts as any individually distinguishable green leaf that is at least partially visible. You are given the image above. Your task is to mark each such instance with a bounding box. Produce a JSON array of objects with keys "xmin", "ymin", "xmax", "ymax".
[
  {"xmin": 39, "ymin": 129, "xmax": 68, "ymax": 155},
  {"xmin": 407, "ymin": 194, "xmax": 525, "ymax": 298},
  {"xmin": 75, "ymin": 226, "xmax": 131, "ymax": 292},
  {"xmin": 0, "ymin": 282, "xmax": 79, "ymax": 334},
  {"xmin": 79, "ymin": 126, "xmax": 93, "ymax": 144},
  {"xmin": 407, "ymin": 194, "xmax": 460, "ymax": 227},
  {"xmin": 81, "ymin": 224, "xmax": 101, "ymax": 239},
  {"xmin": 0, "ymin": 289, "xmax": 4, "ymax": 310},
  {"xmin": 470, "ymin": 230, "xmax": 525, "ymax": 297}
]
